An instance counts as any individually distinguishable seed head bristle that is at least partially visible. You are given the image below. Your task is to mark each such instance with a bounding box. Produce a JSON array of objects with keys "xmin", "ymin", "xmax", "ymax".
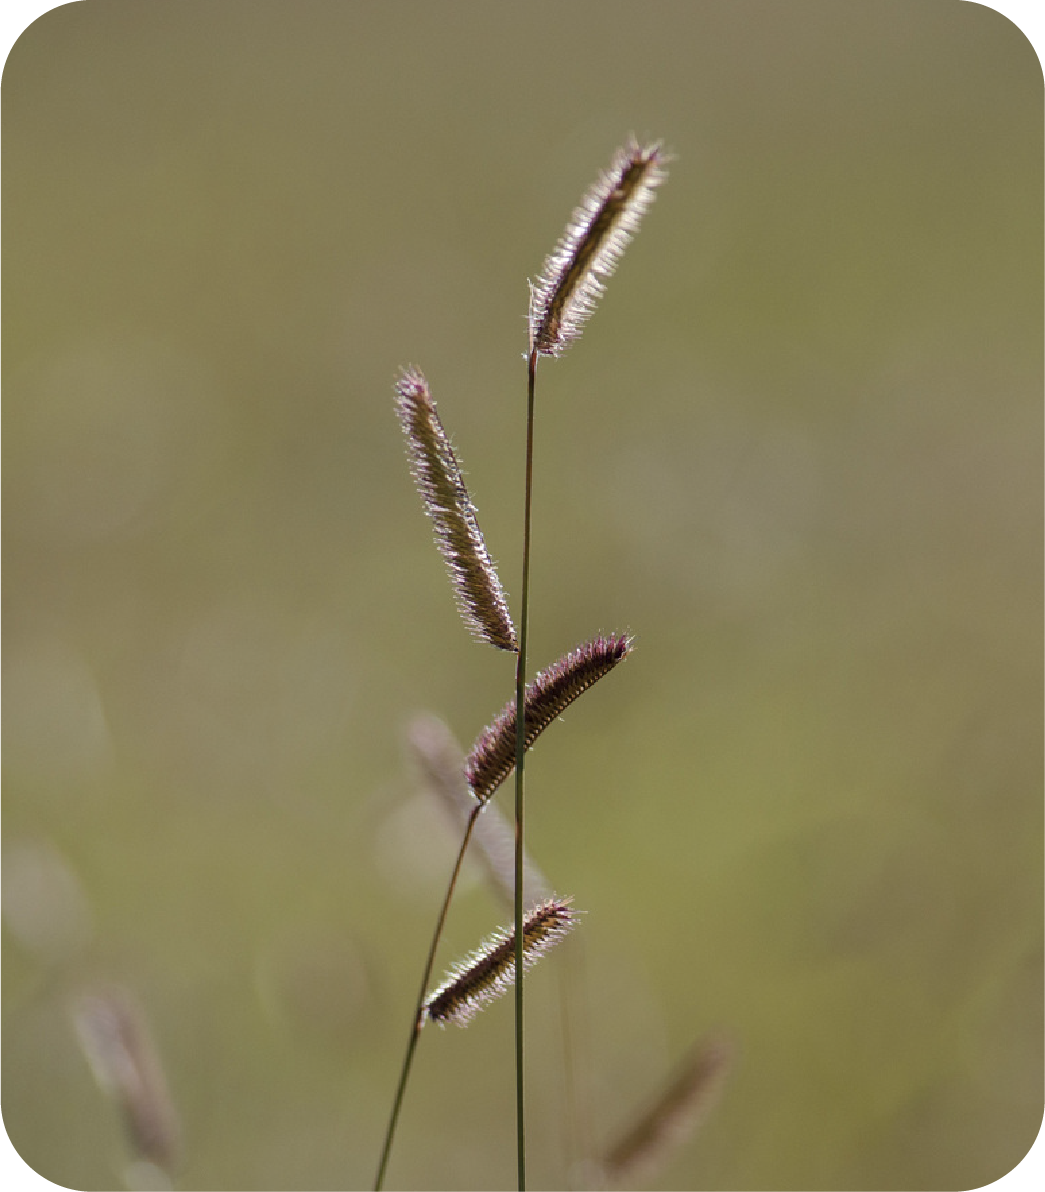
[
  {"xmin": 602, "ymin": 1034, "xmax": 734, "ymax": 1186},
  {"xmin": 529, "ymin": 139, "xmax": 669, "ymax": 358},
  {"xmin": 424, "ymin": 898, "xmax": 578, "ymax": 1027},
  {"xmin": 465, "ymin": 633, "xmax": 633, "ymax": 803},
  {"xmin": 393, "ymin": 368, "xmax": 518, "ymax": 652}
]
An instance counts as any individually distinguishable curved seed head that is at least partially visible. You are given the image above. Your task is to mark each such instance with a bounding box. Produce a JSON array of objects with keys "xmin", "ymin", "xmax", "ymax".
[
  {"xmin": 465, "ymin": 633, "xmax": 633, "ymax": 803},
  {"xmin": 394, "ymin": 368, "xmax": 518, "ymax": 652},
  {"xmin": 529, "ymin": 140, "xmax": 669, "ymax": 359}
]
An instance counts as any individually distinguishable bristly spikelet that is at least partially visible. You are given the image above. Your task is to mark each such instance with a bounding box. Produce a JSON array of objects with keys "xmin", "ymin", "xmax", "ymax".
[
  {"xmin": 394, "ymin": 368, "xmax": 518, "ymax": 652},
  {"xmin": 529, "ymin": 139, "xmax": 669, "ymax": 358},
  {"xmin": 602, "ymin": 1034, "xmax": 734, "ymax": 1186},
  {"xmin": 72, "ymin": 987, "xmax": 181, "ymax": 1172},
  {"xmin": 424, "ymin": 898, "xmax": 578, "ymax": 1027},
  {"xmin": 465, "ymin": 633, "xmax": 632, "ymax": 803},
  {"xmin": 407, "ymin": 713, "xmax": 552, "ymax": 909}
]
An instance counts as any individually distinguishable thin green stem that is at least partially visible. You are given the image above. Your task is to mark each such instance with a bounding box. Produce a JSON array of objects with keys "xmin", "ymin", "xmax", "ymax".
[
  {"xmin": 514, "ymin": 347, "xmax": 538, "ymax": 1190},
  {"xmin": 374, "ymin": 802, "xmax": 483, "ymax": 1191}
]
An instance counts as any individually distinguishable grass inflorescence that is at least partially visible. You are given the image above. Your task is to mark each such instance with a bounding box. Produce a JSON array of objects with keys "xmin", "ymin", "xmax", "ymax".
[{"xmin": 376, "ymin": 138, "xmax": 682, "ymax": 1192}]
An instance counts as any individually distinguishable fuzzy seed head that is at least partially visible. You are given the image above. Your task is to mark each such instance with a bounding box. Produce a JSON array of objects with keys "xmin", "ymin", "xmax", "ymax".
[
  {"xmin": 465, "ymin": 633, "xmax": 633, "ymax": 803},
  {"xmin": 602, "ymin": 1034, "xmax": 734, "ymax": 1185},
  {"xmin": 424, "ymin": 898, "xmax": 579, "ymax": 1027},
  {"xmin": 72, "ymin": 987, "xmax": 181, "ymax": 1171},
  {"xmin": 529, "ymin": 140, "xmax": 669, "ymax": 358},
  {"xmin": 393, "ymin": 368, "xmax": 518, "ymax": 652}
]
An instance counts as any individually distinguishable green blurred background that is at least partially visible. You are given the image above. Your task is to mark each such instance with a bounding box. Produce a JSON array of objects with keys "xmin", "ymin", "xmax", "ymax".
[{"xmin": 3, "ymin": 2, "xmax": 1041, "ymax": 1189}]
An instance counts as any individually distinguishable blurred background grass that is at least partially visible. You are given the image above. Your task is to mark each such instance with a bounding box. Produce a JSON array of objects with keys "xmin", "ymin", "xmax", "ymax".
[{"xmin": 2, "ymin": 2, "xmax": 1041, "ymax": 1189}]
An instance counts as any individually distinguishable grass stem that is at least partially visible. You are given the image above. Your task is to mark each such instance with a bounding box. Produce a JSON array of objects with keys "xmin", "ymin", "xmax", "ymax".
[
  {"xmin": 514, "ymin": 346, "xmax": 538, "ymax": 1189},
  {"xmin": 374, "ymin": 802, "xmax": 483, "ymax": 1190}
]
